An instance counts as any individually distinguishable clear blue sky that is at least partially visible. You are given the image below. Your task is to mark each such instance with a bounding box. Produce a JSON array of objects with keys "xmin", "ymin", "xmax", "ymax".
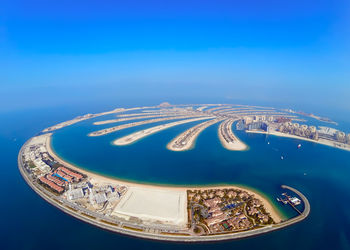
[{"xmin": 1, "ymin": 0, "xmax": 349, "ymax": 113}]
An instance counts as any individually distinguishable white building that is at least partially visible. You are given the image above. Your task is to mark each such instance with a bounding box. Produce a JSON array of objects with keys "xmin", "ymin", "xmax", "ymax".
[
  {"xmin": 94, "ymin": 193, "xmax": 107, "ymax": 204},
  {"xmin": 68, "ymin": 188, "xmax": 84, "ymax": 200}
]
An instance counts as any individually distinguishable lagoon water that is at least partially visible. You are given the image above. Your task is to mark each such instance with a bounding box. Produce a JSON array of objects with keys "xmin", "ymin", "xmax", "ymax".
[{"xmin": 2, "ymin": 105, "xmax": 350, "ymax": 250}]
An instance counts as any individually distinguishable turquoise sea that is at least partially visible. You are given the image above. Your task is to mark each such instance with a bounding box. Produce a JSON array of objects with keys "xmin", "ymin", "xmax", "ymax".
[{"xmin": 2, "ymin": 104, "xmax": 350, "ymax": 249}]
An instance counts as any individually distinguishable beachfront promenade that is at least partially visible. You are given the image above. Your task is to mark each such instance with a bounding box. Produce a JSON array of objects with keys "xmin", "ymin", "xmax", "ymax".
[
  {"xmin": 19, "ymin": 103, "xmax": 332, "ymax": 241},
  {"xmin": 19, "ymin": 137, "xmax": 311, "ymax": 242}
]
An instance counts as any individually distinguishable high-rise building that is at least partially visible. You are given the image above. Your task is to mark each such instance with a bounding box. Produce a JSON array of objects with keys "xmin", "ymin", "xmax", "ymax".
[
  {"xmin": 267, "ymin": 116, "xmax": 274, "ymax": 122},
  {"xmin": 248, "ymin": 122, "xmax": 268, "ymax": 131},
  {"xmin": 244, "ymin": 116, "xmax": 253, "ymax": 125},
  {"xmin": 336, "ymin": 131, "xmax": 346, "ymax": 142},
  {"xmin": 301, "ymin": 125, "xmax": 308, "ymax": 131},
  {"xmin": 309, "ymin": 126, "xmax": 317, "ymax": 133}
]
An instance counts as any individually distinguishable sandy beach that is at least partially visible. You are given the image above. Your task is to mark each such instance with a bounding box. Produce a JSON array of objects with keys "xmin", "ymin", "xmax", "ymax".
[
  {"xmin": 166, "ymin": 118, "xmax": 223, "ymax": 151},
  {"xmin": 46, "ymin": 134, "xmax": 282, "ymax": 224},
  {"xmin": 93, "ymin": 114, "xmax": 190, "ymax": 125},
  {"xmin": 113, "ymin": 116, "xmax": 214, "ymax": 145},
  {"xmin": 89, "ymin": 115, "xmax": 206, "ymax": 137},
  {"xmin": 218, "ymin": 119, "xmax": 248, "ymax": 151},
  {"xmin": 42, "ymin": 107, "xmax": 155, "ymax": 132},
  {"xmin": 246, "ymin": 130, "xmax": 350, "ymax": 152}
]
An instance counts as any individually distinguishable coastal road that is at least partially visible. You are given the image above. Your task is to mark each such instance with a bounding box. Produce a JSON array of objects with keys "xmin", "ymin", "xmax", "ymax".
[{"xmin": 18, "ymin": 139, "xmax": 311, "ymax": 242}]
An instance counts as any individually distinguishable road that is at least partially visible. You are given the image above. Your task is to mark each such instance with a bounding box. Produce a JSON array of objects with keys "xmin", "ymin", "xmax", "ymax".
[{"xmin": 18, "ymin": 140, "xmax": 311, "ymax": 242}]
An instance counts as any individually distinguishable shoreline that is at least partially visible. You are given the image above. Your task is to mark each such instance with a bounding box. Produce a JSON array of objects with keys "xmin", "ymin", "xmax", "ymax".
[
  {"xmin": 89, "ymin": 115, "xmax": 207, "ymax": 137},
  {"xmin": 218, "ymin": 119, "xmax": 248, "ymax": 151},
  {"xmin": 48, "ymin": 134, "xmax": 283, "ymax": 223},
  {"xmin": 19, "ymin": 156, "xmax": 310, "ymax": 242},
  {"xmin": 113, "ymin": 117, "xmax": 214, "ymax": 146},
  {"xmin": 166, "ymin": 118, "xmax": 223, "ymax": 151},
  {"xmin": 246, "ymin": 130, "xmax": 350, "ymax": 152},
  {"xmin": 17, "ymin": 103, "xmax": 321, "ymax": 242}
]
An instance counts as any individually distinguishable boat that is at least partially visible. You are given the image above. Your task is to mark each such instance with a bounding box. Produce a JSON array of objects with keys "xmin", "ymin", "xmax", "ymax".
[
  {"xmin": 281, "ymin": 156, "xmax": 284, "ymax": 160},
  {"xmin": 297, "ymin": 144, "xmax": 302, "ymax": 149}
]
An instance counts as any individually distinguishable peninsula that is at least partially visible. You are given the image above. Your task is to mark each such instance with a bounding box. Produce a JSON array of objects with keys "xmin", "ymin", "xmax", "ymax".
[
  {"xmin": 167, "ymin": 118, "xmax": 224, "ymax": 151},
  {"xmin": 19, "ymin": 102, "xmax": 313, "ymax": 242},
  {"xmin": 19, "ymin": 133, "xmax": 310, "ymax": 242},
  {"xmin": 218, "ymin": 119, "xmax": 248, "ymax": 151},
  {"xmin": 89, "ymin": 115, "xmax": 207, "ymax": 137},
  {"xmin": 113, "ymin": 116, "xmax": 214, "ymax": 145},
  {"xmin": 24, "ymin": 102, "xmax": 350, "ymax": 242},
  {"xmin": 43, "ymin": 103, "xmax": 350, "ymax": 153}
]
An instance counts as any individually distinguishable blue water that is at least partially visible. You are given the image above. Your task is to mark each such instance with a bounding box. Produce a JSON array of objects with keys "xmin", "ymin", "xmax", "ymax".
[{"xmin": 2, "ymin": 105, "xmax": 350, "ymax": 250}]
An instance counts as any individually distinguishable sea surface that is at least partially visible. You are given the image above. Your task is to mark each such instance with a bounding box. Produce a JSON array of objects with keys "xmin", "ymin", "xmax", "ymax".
[{"xmin": 2, "ymin": 104, "xmax": 350, "ymax": 250}]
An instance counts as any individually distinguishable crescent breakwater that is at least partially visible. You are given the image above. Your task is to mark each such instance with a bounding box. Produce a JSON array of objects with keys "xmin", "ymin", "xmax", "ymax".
[
  {"xmin": 19, "ymin": 131, "xmax": 310, "ymax": 242},
  {"xmin": 21, "ymin": 103, "xmax": 344, "ymax": 242}
]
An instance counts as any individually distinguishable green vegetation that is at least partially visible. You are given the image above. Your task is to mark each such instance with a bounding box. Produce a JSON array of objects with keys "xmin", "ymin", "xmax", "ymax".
[{"xmin": 28, "ymin": 161, "xmax": 36, "ymax": 169}]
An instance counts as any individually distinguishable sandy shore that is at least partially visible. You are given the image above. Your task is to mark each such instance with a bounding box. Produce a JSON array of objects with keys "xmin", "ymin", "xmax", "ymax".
[
  {"xmin": 218, "ymin": 109, "xmax": 277, "ymax": 114},
  {"xmin": 167, "ymin": 118, "xmax": 223, "ymax": 151},
  {"xmin": 93, "ymin": 114, "xmax": 191, "ymax": 125},
  {"xmin": 117, "ymin": 112, "xmax": 184, "ymax": 117},
  {"xmin": 46, "ymin": 134, "xmax": 282, "ymax": 223},
  {"xmin": 42, "ymin": 107, "xmax": 156, "ymax": 132},
  {"xmin": 113, "ymin": 117, "xmax": 214, "ymax": 145},
  {"xmin": 205, "ymin": 106, "xmax": 233, "ymax": 113},
  {"xmin": 190, "ymin": 186, "xmax": 282, "ymax": 223},
  {"xmin": 112, "ymin": 187, "xmax": 187, "ymax": 227},
  {"xmin": 196, "ymin": 106, "xmax": 208, "ymax": 111},
  {"xmin": 93, "ymin": 115, "xmax": 169, "ymax": 125},
  {"xmin": 246, "ymin": 130, "xmax": 350, "ymax": 152},
  {"xmin": 218, "ymin": 119, "xmax": 248, "ymax": 151},
  {"xmin": 89, "ymin": 115, "xmax": 206, "ymax": 137}
]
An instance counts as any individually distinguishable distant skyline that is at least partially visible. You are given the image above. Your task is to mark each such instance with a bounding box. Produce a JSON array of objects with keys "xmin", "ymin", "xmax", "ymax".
[{"xmin": 1, "ymin": 0, "xmax": 349, "ymax": 113}]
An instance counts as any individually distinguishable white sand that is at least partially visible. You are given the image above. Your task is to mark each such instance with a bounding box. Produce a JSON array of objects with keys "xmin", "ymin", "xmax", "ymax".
[
  {"xmin": 45, "ymin": 134, "xmax": 283, "ymax": 224},
  {"xmin": 167, "ymin": 118, "xmax": 223, "ymax": 151},
  {"xmin": 93, "ymin": 114, "xmax": 186, "ymax": 125},
  {"xmin": 113, "ymin": 117, "xmax": 214, "ymax": 145},
  {"xmin": 218, "ymin": 119, "xmax": 248, "ymax": 151},
  {"xmin": 112, "ymin": 187, "xmax": 187, "ymax": 227},
  {"xmin": 89, "ymin": 115, "xmax": 206, "ymax": 137},
  {"xmin": 247, "ymin": 130, "xmax": 350, "ymax": 152}
]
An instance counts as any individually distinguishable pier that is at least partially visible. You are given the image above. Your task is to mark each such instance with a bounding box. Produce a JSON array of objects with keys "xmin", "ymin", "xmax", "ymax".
[{"xmin": 280, "ymin": 185, "xmax": 310, "ymax": 217}]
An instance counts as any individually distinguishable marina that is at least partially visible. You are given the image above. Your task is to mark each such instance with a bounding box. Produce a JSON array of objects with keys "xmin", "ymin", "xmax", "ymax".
[{"xmin": 277, "ymin": 192, "xmax": 302, "ymax": 215}]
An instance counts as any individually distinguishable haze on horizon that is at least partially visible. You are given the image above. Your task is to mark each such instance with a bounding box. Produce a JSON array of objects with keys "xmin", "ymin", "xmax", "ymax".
[{"xmin": 1, "ymin": 0, "xmax": 349, "ymax": 114}]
